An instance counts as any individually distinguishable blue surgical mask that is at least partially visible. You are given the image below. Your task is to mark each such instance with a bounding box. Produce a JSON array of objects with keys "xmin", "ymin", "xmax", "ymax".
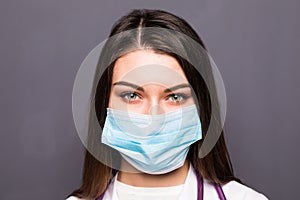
[{"xmin": 101, "ymin": 104, "xmax": 202, "ymax": 174}]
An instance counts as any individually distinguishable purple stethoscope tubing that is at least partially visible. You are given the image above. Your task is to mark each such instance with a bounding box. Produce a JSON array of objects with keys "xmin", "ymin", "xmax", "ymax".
[
  {"xmin": 96, "ymin": 170, "xmax": 226, "ymax": 200},
  {"xmin": 195, "ymin": 169, "xmax": 226, "ymax": 200}
]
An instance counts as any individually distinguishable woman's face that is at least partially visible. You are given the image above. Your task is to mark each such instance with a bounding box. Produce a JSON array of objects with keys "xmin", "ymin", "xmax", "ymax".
[{"xmin": 108, "ymin": 50, "xmax": 195, "ymax": 114}]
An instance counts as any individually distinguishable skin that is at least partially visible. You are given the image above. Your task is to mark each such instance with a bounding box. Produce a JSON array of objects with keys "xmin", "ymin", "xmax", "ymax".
[{"xmin": 108, "ymin": 50, "xmax": 195, "ymax": 187}]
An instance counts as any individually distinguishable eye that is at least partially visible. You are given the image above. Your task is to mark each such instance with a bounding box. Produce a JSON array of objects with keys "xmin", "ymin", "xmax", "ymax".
[
  {"xmin": 120, "ymin": 92, "xmax": 141, "ymax": 102},
  {"xmin": 167, "ymin": 93, "xmax": 188, "ymax": 103}
]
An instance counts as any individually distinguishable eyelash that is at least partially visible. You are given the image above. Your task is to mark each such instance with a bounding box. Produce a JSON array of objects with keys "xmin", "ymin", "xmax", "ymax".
[
  {"xmin": 167, "ymin": 93, "xmax": 189, "ymax": 103},
  {"xmin": 119, "ymin": 92, "xmax": 141, "ymax": 103},
  {"xmin": 119, "ymin": 92, "xmax": 189, "ymax": 104}
]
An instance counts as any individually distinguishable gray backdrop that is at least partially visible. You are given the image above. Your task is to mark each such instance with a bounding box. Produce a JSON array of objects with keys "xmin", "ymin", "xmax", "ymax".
[{"xmin": 1, "ymin": 0, "xmax": 299, "ymax": 199}]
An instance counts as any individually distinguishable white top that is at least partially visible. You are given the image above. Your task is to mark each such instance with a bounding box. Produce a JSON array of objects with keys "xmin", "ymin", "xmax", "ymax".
[
  {"xmin": 67, "ymin": 164, "xmax": 269, "ymax": 200},
  {"xmin": 115, "ymin": 178, "xmax": 184, "ymax": 200}
]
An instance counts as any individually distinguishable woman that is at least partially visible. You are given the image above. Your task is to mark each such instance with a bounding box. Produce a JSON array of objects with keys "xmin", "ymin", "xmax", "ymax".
[{"xmin": 67, "ymin": 9, "xmax": 268, "ymax": 200}]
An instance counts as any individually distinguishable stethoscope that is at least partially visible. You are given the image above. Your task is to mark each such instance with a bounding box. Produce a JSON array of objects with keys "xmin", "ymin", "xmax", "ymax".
[
  {"xmin": 195, "ymin": 169, "xmax": 227, "ymax": 200},
  {"xmin": 96, "ymin": 169, "xmax": 227, "ymax": 200}
]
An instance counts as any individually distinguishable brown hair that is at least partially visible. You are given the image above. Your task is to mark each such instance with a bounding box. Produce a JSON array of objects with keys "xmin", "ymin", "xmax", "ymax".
[{"xmin": 68, "ymin": 9, "xmax": 240, "ymax": 199}]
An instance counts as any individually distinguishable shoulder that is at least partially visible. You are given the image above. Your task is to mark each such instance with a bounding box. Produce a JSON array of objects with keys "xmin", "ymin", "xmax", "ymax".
[{"xmin": 222, "ymin": 181, "xmax": 269, "ymax": 200}]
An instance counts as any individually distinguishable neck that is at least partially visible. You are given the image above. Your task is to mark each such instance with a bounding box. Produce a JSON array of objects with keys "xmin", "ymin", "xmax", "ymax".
[{"xmin": 117, "ymin": 159, "xmax": 190, "ymax": 187}]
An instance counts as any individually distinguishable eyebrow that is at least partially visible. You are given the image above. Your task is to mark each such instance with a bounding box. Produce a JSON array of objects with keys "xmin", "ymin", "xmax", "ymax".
[
  {"xmin": 164, "ymin": 83, "xmax": 191, "ymax": 93},
  {"xmin": 113, "ymin": 81, "xmax": 144, "ymax": 92},
  {"xmin": 112, "ymin": 81, "xmax": 190, "ymax": 93}
]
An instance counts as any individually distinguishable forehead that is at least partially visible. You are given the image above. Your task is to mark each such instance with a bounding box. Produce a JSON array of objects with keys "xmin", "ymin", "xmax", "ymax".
[{"xmin": 113, "ymin": 50, "xmax": 188, "ymax": 84}]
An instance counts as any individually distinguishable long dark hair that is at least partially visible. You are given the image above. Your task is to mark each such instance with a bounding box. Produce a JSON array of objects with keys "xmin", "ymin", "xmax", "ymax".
[{"xmin": 68, "ymin": 9, "xmax": 240, "ymax": 199}]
